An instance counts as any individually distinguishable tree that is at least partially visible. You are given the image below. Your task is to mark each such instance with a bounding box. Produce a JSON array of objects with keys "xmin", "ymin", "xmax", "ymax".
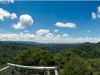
[
  {"xmin": 64, "ymin": 57, "xmax": 86, "ymax": 75},
  {"xmin": 54, "ymin": 53, "xmax": 66, "ymax": 69},
  {"xmin": 13, "ymin": 48, "xmax": 55, "ymax": 66}
]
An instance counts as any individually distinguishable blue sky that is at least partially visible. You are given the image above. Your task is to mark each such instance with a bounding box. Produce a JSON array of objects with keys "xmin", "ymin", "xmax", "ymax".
[{"xmin": 0, "ymin": 0, "xmax": 100, "ymax": 43}]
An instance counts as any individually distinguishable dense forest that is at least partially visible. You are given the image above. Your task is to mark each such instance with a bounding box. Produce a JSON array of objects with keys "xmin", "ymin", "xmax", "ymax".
[{"xmin": 1, "ymin": 41, "xmax": 100, "ymax": 75}]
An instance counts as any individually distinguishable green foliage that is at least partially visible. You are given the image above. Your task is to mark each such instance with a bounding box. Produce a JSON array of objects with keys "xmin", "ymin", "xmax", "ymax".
[
  {"xmin": 59, "ymin": 69, "xmax": 64, "ymax": 75},
  {"xmin": 69, "ymin": 42, "xmax": 100, "ymax": 58},
  {"xmin": 2, "ymin": 41, "xmax": 100, "ymax": 75},
  {"xmin": 54, "ymin": 53, "xmax": 66, "ymax": 69},
  {"xmin": 84, "ymin": 58, "xmax": 100, "ymax": 75},
  {"xmin": 13, "ymin": 48, "xmax": 55, "ymax": 66},
  {"xmin": 64, "ymin": 57, "xmax": 86, "ymax": 75},
  {"xmin": 0, "ymin": 42, "xmax": 36, "ymax": 68}
]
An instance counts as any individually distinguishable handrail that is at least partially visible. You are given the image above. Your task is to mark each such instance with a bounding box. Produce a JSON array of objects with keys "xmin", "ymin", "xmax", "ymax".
[
  {"xmin": 7, "ymin": 63, "xmax": 59, "ymax": 75},
  {"xmin": 0, "ymin": 63, "xmax": 59, "ymax": 75},
  {"xmin": 0, "ymin": 66, "xmax": 10, "ymax": 72},
  {"xmin": 7, "ymin": 63, "xmax": 57, "ymax": 70}
]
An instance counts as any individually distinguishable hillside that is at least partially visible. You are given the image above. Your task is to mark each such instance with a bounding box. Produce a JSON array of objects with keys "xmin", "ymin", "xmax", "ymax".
[
  {"xmin": 1, "ymin": 42, "xmax": 100, "ymax": 75},
  {"xmin": 0, "ymin": 41, "xmax": 76, "ymax": 68}
]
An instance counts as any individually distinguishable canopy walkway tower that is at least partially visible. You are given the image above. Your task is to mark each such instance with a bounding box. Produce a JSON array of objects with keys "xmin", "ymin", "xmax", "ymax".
[{"xmin": 0, "ymin": 63, "xmax": 59, "ymax": 75}]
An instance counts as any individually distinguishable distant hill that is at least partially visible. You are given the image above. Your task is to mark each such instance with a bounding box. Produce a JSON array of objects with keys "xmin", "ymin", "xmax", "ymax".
[
  {"xmin": 2, "ymin": 41, "xmax": 39, "ymax": 45},
  {"xmin": 1, "ymin": 41, "xmax": 82, "ymax": 45}
]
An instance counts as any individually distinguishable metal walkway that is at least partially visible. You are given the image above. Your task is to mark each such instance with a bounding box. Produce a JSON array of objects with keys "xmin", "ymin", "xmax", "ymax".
[{"xmin": 0, "ymin": 63, "xmax": 59, "ymax": 75}]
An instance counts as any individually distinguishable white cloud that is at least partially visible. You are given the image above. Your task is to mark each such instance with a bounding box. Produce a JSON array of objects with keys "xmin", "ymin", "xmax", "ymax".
[
  {"xmin": 0, "ymin": 0, "xmax": 14, "ymax": 4},
  {"xmin": 36, "ymin": 29, "xmax": 50, "ymax": 36},
  {"xmin": 54, "ymin": 29, "xmax": 59, "ymax": 32},
  {"xmin": 1, "ymin": 33, "xmax": 100, "ymax": 43},
  {"xmin": 92, "ymin": 6, "xmax": 100, "ymax": 19},
  {"xmin": 85, "ymin": 30, "xmax": 91, "ymax": 35},
  {"xmin": 92, "ymin": 12, "xmax": 96, "ymax": 19},
  {"xmin": 20, "ymin": 32, "xmax": 23, "ymax": 34},
  {"xmin": 45, "ymin": 33, "xmax": 53, "ymax": 38},
  {"xmin": 87, "ymin": 30, "xmax": 90, "ymax": 32},
  {"xmin": 11, "ymin": 13, "xmax": 17, "ymax": 19},
  {"xmin": 97, "ymin": 6, "xmax": 100, "ymax": 13},
  {"xmin": 24, "ymin": 30, "xmax": 30, "ymax": 32},
  {"xmin": 86, "ymin": 30, "xmax": 91, "ymax": 32},
  {"xmin": 97, "ymin": 14, "xmax": 100, "ymax": 18},
  {"xmin": 12, "ymin": 14, "xmax": 33, "ymax": 29},
  {"xmin": 62, "ymin": 33, "xmax": 69, "ymax": 37},
  {"xmin": 56, "ymin": 35, "xmax": 60, "ymax": 38},
  {"xmin": 33, "ymin": 36, "xmax": 100, "ymax": 43},
  {"xmin": 55, "ymin": 22, "xmax": 76, "ymax": 28},
  {"xmin": 0, "ymin": 8, "xmax": 17, "ymax": 21},
  {"xmin": 0, "ymin": 33, "xmax": 35, "ymax": 41}
]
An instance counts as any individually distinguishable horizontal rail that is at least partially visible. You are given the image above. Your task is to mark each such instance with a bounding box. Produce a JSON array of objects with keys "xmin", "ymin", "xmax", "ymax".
[
  {"xmin": 0, "ymin": 66, "xmax": 10, "ymax": 72},
  {"xmin": 7, "ymin": 63, "xmax": 57, "ymax": 70}
]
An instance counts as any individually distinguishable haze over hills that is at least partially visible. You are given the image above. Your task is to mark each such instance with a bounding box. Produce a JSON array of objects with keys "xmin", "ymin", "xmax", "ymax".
[
  {"xmin": 2, "ymin": 41, "xmax": 39, "ymax": 45},
  {"xmin": 1, "ymin": 41, "xmax": 83, "ymax": 45}
]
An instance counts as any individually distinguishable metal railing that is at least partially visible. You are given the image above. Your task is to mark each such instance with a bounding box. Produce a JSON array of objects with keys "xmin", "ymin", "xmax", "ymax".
[
  {"xmin": 0, "ymin": 63, "xmax": 59, "ymax": 75},
  {"xmin": 0, "ymin": 66, "xmax": 10, "ymax": 72}
]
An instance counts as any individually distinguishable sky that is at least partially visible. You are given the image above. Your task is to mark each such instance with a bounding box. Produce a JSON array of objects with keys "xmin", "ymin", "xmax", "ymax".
[{"xmin": 0, "ymin": 0, "xmax": 100, "ymax": 43}]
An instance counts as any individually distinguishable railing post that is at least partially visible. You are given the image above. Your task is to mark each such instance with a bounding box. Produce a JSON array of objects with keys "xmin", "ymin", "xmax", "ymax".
[
  {"xmin": 9, "ymin": 66, "xmax": 19, "ymax": 75},
  {"xmin": 54, "ymin": 67, "xmax": 59, "ymax": 75},
  {"xmin": 44, "ymin": 69, "xmax": 50, "ymax": 75}
]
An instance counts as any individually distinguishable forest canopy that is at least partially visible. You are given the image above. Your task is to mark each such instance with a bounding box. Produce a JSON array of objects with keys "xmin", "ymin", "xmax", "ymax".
[{"xmin": 1, "ymin": 41, "xmax": 100, "ymax": 75}]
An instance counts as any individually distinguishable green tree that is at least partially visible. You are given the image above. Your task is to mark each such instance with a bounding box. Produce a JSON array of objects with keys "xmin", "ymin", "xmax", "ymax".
[
  {"xmin": 13, "ymin": 48, "xmax": 55, "ymax": 66},
  {"xmin": 64, "ymin": 57, "xmax": 86, "ymax": 75}
]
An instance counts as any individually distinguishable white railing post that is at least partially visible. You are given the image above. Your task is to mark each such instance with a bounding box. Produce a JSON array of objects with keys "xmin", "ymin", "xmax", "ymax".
[
  {"xmin": 54, "ymin": 67, "xmax": 59, "ymax": 75},
  {"xmin": 44, "ymin": 69, "xmax": 50, "ymax": 75},
  {"xmin": 54, "ymin": 69, "xmax": 59, "ymax": 75}
]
